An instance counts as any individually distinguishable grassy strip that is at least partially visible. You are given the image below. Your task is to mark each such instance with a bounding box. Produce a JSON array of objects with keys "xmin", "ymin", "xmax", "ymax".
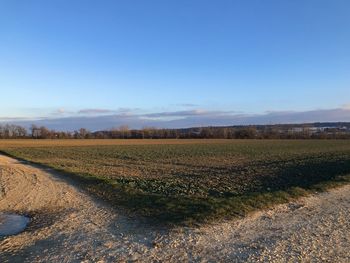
[{"xmin": 1, "ymin": 149, "xmax": 350, "ymax": 226}]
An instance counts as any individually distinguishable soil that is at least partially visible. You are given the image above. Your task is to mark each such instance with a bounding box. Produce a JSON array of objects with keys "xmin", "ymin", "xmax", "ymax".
[{"xmin": 0, "ymin": 154, "xmax": 349, "ymax": 262}]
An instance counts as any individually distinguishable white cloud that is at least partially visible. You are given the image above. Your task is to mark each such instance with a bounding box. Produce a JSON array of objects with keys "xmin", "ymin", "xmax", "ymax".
[
  {"xmin": 78, "ymin": 108, "xmax": 115, "ymax": 115},
  {"xmin": 2, "ymin": 107, "xmax": 350, "ymax": 131},
  {"xmin": 342, "ymin": 104, "xmax": 350, "ymax": 110}
]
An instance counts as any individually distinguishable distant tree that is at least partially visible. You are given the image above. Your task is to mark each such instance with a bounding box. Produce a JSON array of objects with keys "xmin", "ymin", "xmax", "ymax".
[
  {"xmin": 235, "ymin": 127, "xmax": 257, "ymax": 139},
  {"xmin": 79, "ymin": 128, "xmax": 91, "ymax": 139},
  {"xmin": 119, "ymin": 125, "xmax": 130, "ymax": 139},
  {"xmin": 142, "ymin": 126, "xmax": 157, "ymax": 139},
  {"xmin": 200, "ymin": 127, "xmax": 213, "ymax": 138},
  {"xmin": 39, "ymin": 126, "xmax": 51, "ymax": 139},
  {"xmin": 30, "ymin": 124, "xmax": 41, "ymax": 138}
]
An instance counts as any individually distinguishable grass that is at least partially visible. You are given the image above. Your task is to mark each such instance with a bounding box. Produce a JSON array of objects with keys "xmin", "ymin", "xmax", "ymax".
[{"xmin": 1, "ymin": 139, "xmax": 350, "ymax": 226}]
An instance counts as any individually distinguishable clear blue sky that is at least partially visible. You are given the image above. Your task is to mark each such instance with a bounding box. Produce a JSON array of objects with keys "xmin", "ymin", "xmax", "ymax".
[{"xmin": 1, "ymin": 0, "xmax": 350, "ymax": 122}]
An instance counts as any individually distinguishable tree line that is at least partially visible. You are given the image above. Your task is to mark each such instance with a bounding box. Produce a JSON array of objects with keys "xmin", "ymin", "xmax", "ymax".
[{"xmin": 0, "ymin": 123, "xmax": 350, "ymax": 139}]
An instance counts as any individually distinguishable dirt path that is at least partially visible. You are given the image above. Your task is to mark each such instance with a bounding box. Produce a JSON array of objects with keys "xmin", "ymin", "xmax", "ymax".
[{"xmin": 0, "ymin": 154, "xmax": 349, "ymax": 262}]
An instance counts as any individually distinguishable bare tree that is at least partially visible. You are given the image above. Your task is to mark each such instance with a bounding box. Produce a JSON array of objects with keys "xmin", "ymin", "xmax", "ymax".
[{"xmin": 119, "ymin": 125, "xmax": 130, "ymax": 139}]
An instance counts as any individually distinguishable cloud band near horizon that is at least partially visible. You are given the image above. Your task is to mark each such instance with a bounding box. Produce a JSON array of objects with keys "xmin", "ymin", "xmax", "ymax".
[{"xmin": 1, "ymin": 107, "xmax": 350, "ymax": 131}]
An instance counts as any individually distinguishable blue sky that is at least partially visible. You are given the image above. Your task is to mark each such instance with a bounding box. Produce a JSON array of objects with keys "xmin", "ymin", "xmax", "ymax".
[{"xmin": 1, "ymin": 1, "xmax": 350, "ymax": 129}]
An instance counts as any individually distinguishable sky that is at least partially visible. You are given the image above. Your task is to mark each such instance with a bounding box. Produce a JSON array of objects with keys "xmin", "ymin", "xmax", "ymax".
[{"xmin": 1, "ymin": 1, "xmax": 350, "ymax": 130}]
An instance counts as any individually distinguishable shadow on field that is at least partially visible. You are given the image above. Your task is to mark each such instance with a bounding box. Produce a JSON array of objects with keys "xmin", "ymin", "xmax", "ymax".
[
  {"xmin": 259, "ymin": 158, "xmax": 350, "ymax": 192},
  {"xmin": 1, "ymin": 150, "xmax": 350, "ymax": 226}
]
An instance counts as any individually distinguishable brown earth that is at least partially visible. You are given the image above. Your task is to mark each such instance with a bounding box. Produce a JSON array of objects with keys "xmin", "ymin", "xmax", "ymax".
[
  {"xmin": 0, "ymin": 154, "xmax": 349, "ymax": 262},
  {"xmin": 0, "ymin": 139, "xmax": 234, "ymax": 148}
]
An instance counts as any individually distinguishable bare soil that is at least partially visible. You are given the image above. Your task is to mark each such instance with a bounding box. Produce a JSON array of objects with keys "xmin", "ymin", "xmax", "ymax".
[
  {"xmin": 0, "ymin": 139, "xmax": 233, "ymax": 148},
  {"xmin": 0, "ymin": 154, "xmax": 349, "ymax": 262}
]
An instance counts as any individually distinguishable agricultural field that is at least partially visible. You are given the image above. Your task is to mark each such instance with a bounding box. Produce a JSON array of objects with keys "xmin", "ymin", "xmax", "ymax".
[{"xmin": 1, "ymin": 139, "xmax": 350, "ymax": 225}]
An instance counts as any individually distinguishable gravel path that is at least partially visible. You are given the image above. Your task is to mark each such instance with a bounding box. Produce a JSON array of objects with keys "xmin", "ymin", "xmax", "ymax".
[{"xmin": 0, "ymin": 154, "xmax": 349, "ymax": 262}]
